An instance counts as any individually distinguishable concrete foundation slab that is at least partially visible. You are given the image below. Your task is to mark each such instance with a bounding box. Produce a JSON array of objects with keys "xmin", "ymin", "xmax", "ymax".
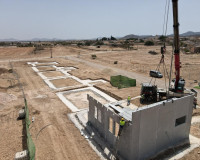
[
  {"xmin": 64, "ymin": 90, "xmax": 109, "ymax": 109},
  {"xmin": 56, "ymin": 87, "xmax": 116, "ymax": 112}
]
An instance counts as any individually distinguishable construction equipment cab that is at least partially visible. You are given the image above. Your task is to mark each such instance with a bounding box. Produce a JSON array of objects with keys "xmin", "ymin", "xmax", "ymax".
[
  {"xmin": 140, "ymin": 83, "xmax": 157, "ymax": 104},
  {"xmin": 149, "ymin": 70, "xmax": 163, "ymax": 78},
  {"xmin": 170, "ymin": 78, "xmax": 185, "ymax": 92}
]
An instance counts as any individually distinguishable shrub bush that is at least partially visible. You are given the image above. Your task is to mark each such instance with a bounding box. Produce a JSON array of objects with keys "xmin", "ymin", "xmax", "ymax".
[
  {"xmin": 85, "ymin": 41, "xmax": 91, "ymax": 46},
  {"xmin": 95, "ymin": 41, "xmax": 104, "ymax": 46},
  {"xmin": 159, "ymin": 35, "xmax": 167, "ymax": 42},
  {"xmin": 145, "ymin": 41, "xmax": 154, "ymax": 46},
  {"xmin": 77, "ymin": 42, "xmax": 83, "ymax": 46},
  {"xmin": 91, "ymin": 54, "xmax": 97, "ymax": 59}
]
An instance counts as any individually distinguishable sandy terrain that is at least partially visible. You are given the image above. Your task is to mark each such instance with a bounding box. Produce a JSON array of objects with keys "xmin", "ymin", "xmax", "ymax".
[
  {"xmin": 51, "ymin": 78, "xmax": 81, "ymax": 88},
  {"xmin": 95, "ymin": 82, "xmax": 141, "ymax": 101},
  {"xmin": 13, "ymin": 61, "xmax": 100, "ymax": 160},
  {"xmin": 37, "ymin": 66, "xmax": 56, "ymax": 72},
  {"xmin": 0, "ymin": 46, "xmax": 91, "ymax": 61},
  {"xmin": 179, "ymin": 148, "xmax": 200, "ymax": 160},
  {"xmin": 0, "ymin": 45, "xmax": 200, "ymax": 160},
  {"xmin": 0, "ymin": 64, "xmax": 25, "ymax": 160},
  {"xmin": 80, "ymin": 45, "xmax": 200, "ymax": 89},
  {"xmin": 190, "ymin": 123, "xmax": 200, "ymax": 138},
  {"xmin": 42, "ymin": 71, "xmax": 65, "ymax": 77},
  {"xmin": 0, "ymin": 47, "xmax": 34, "ymax": 60}
]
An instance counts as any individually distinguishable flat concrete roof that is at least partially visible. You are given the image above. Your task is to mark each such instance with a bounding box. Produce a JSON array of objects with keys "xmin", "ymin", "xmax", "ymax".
[{"xmin": 105, "ymin": 94, "xmax": 193, "ymax": 122}]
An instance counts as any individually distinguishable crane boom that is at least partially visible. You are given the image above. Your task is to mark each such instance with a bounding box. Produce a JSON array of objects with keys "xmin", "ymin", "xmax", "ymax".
[{"xmin": 172, "ymin": 0, "xmax": 185, "ymax": 92}]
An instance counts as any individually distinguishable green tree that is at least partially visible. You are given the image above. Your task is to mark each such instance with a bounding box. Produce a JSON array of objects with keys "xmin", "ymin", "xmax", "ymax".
[
  {"xmin": 111, "ymin": 36, "xmax": 117, "ymax": 40},
  {"xmin": 140, "ymin": 39, "xmax": 144, "ymax": 43},
  {"xmin": 144, "ymin": 41, "xmax": 154, "ymax": 46},
  {"xmin": 77, "ymin": 42, "xmax": 83, "ymax": 46},
  {"xmin": 85, "ymin": 41, "xmax": 91, "ymax": 46},
  {"xmin": 159, "ymin": 35, "xmax": 167, "ymax": 42},
  {"xmin": 101, "ymin": 37, "xmax": 108, "ymax": 41}
]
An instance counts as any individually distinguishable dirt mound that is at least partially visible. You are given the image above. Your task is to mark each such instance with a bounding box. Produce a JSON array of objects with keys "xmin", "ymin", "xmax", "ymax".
[
  {"xmin": 0, "ymin": 68, "xmax": 13, "ymax": 75},
  {"xmin": 0, "ymin": 79, "xmax": 19, "ymax": 89},
  {"xmin": 0, "ymin": 92, "xmax": 17, "ymax": 104}
]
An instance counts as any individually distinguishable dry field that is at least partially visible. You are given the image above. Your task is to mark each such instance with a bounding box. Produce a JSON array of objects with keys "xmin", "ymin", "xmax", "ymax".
[{"xmin": 0, "ymin": 45, "xmax": 200, "ymax": 160}]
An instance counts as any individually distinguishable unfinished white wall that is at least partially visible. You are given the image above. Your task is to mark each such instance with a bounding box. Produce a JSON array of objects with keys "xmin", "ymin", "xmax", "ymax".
[{"xmin": 88, "ymin": 94, "xmax": 194, "ymax": 160}]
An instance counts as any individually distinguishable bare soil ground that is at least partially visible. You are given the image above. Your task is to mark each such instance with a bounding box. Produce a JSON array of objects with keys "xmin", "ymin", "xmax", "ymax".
[
  {"xmin": 0, "ymin": 63, "xmax": 25, "ymax": 160},
  {"xmin": 0, "ymin": 47, "xmax": 34, "ymax": 60},
  {"xmin": 64, "ymin": 90, "xmax": 109, "ymax": 109},
  {"xmin": 95, "ymin": 82, "xmax": 141, "ymax": 101},
  {"xmin": 37, "ymin": 66, "xmax": 56, "ymax": 72},
  {"xmin": 193, "ymin": 108, "xmax": 200, "ymax": 117},
  {"xmin": 69, "ymin": 65, "xmax": 110, "ymax": 81},
  {"xmin": 51, "ymin": 78, "xmax": 81, "ymax": 88},
  {"xmin": 13, "ymin": 61, "xmax": 100, "ymax": 160},
  {"xmin": 191, "ymin": 123, "xmax": 200, "ymax": 139},
  {"xmin": 42, "ymin": 71, "xmax": 65, "ymax": 77},
  {"xmin": 79, "ymin": 45, "xmax": 126, "ymax": 52},
  {"xmin": 80, "ymin": 45, "xmax": 200, "ymax": 89},
  {"xmin": 0, "ymin": 45, "xmax": 200, "ymax": 160},
  {"xmin": 179, "ymin": 147, "xmax": 200, "ymax": 160},
  {"xmin": 0, "ymin": 46, "xmax": 91, "ymax": 61}
]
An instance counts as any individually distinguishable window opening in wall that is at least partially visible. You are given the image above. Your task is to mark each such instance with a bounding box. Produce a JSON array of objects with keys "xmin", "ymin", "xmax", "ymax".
[
  {"xmin": 115, "ymin": 122, "xmax": 119, "ymax": 137},
  {"xmin": 113, "ymin": 121, "xmax": 115, "ymax": 134},
  {"xmin": 109, "ymin": 117, "xmax": 113, "ymax": 133},
  {"xmin": 175, "ymin": 116, "xmax": 186, "ymax": 126},
  {"xmin": 94, "ymin": 106, "xmax": 97, "ymax": 119},
  {"xmin": 98, "ymin": 109, "xmax": 102, "ymax": 123}
]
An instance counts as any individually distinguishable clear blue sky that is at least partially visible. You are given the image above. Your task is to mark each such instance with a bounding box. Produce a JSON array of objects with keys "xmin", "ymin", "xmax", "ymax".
[{"xmin": 0, "ymin": 0, "xmax": 199, "ymax": 40}]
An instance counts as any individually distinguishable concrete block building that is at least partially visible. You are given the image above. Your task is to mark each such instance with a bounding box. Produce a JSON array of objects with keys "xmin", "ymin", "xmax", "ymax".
[{"xmin": 88, "ymin": 94, "xmax": 194, "ymax": 160}]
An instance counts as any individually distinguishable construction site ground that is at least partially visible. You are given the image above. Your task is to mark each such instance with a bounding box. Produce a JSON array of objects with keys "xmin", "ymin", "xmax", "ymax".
[{"xmin": 0, "ymin": 45, "xmax": 200, "ymax": 160}]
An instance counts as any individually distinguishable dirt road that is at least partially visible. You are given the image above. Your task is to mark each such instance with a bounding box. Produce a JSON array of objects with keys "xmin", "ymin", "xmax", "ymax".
[{"xmin": 67, "ymin": 56, "xmax": 169, "ymax": 89}]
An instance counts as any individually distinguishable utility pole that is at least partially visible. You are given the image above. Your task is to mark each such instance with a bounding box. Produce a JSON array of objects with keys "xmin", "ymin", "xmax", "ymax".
[{"xmin": 50, "ymin": 45, "xmax": 53, "ymax": 58}]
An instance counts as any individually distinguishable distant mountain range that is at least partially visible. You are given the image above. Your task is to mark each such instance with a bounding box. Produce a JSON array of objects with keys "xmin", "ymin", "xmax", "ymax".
[
  {"xmin": 0, "ymin": 31, "xmax": 200, "ymax": 42},
  {"xmin": 0, "ymin": 38, "xmax": 65, "ymax": 42},
  {"xmin": 121, "ymin": 31, "xmax": 200, "ymax": 40},
  {"xmin": 179, "ymin": 31, "xmax": 200, "ymax": 37},
  {"xmin": 120, "ymin": 34, "xmax": 153, "ymax": 40}
]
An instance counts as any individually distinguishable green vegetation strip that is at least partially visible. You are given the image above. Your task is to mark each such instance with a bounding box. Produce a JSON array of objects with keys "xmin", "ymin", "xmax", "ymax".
[
  {"xmin": 25, "ymin": 99, "xmax": 36, "ymax": 160},
  {"xmin": 194, "ymin": 86, "xmax": 200, "ymax": 89}
]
